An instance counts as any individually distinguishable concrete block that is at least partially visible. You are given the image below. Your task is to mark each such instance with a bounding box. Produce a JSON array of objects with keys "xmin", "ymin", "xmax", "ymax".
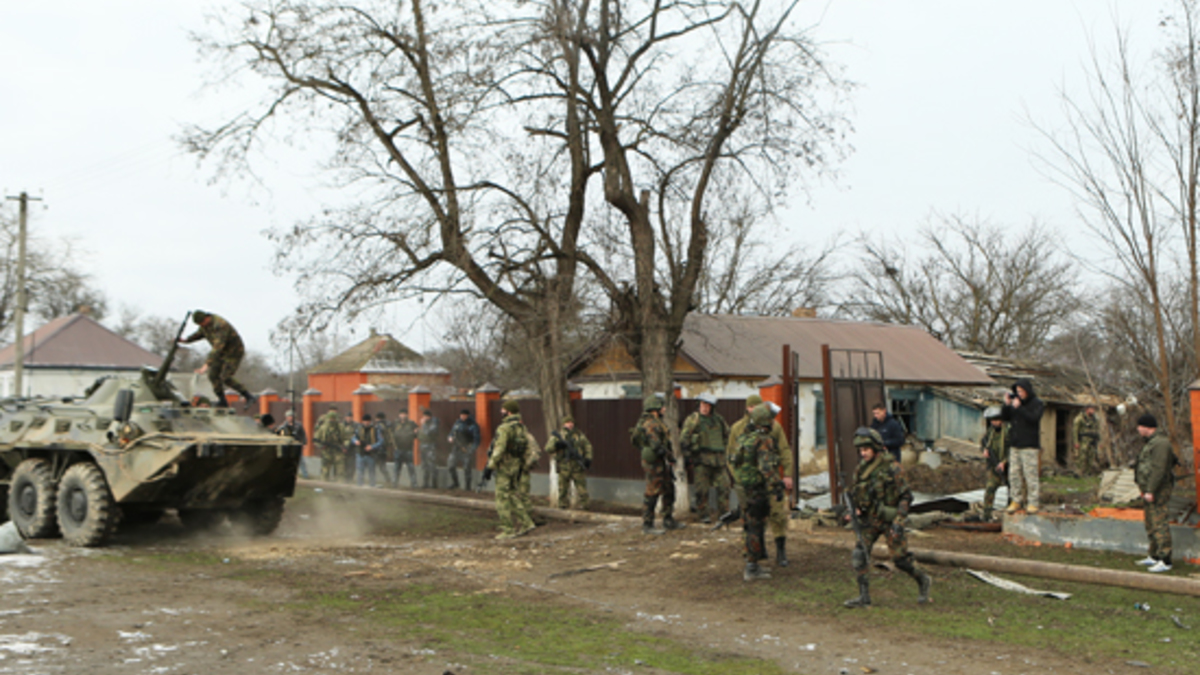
[{"xmin": 1003, "ymin": 511, "xmax": 1200, "ymax": 563}]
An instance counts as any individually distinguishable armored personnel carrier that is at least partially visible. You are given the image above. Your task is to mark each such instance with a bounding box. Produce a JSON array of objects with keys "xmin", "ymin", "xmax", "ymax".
[{"xmin": 0, "ymin": 316, "xmax": 302, "ymax": 546}]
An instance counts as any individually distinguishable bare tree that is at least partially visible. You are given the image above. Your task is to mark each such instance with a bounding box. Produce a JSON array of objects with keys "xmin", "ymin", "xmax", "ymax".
[
  {"xmin": 845, "ymin": 214, "xmax": 1078, "ymax": 357},
  {"xmin": 185, "ymin": 0, "xmax": 596, "ymax": 433}
]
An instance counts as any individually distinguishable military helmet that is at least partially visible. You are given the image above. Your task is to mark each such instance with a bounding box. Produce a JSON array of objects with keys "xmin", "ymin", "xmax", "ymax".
[
  {"xmin": 983, "ymin": 405, "xmax": 1002, "ymax": 420},
  {"xmin": 643, "ymin": 394, "xmax": 663, "ymax": 412},
  {"xmin": 853, "ymin": 426, "xmax": 884, "ymax": 450},
  {"xmin": 746, "ymin": 394, "xmax": 763, "ymax": 408},
  {"xmin": 750, "ymin": 403, "xmax": 773, "ymax": 427},
  {"xmin": 502, "ymin": 399, "xmax": 520, "ymax": 414}
]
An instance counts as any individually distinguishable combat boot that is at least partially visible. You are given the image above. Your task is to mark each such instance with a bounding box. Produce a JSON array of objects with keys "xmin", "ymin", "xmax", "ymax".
[
  {"xmin": 774, "ymin": 537, "xmax": 789, "ymax": 567},
  {"xmin": 642, "ymin": 522, "xmax": 665, "ymax": 535},
  {"xmin": 843, "ymin": 576, "xmax": 871, "ymax": 608},
  {"xmin": 662, "ymin": 516, "xmax": 686, "ymax": 531},
  {"xmin": 743, "ymin": 562, "xmax": 772, "ymax": 581},
  {"xmin": 916, "ymin": 569, "xmax": 933, "ymax": 604}
]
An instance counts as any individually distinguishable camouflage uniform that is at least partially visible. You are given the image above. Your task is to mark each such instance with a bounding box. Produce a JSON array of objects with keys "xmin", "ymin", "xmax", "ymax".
[
  {"xmin": 844, "ymin": 430, "xmax": 930, "ymax": 608},
  {"xmin": 417, "ymin": 414, "xmax": 440, "ymax": 489},
  {"xmin": 547, "ymin": 420, "xmax": 593, "ymax": 509},
  {"xmin": 729, "ymin": 405, "xmax": 783, "ymax": 580},
  {"xmin": 313, "ymin": 410, "xmax": 344, "ymax": 481},
  {"xmin": 180, "ymin": 311, "xmax": 252, "ymax": 407},
  {"xmin": 486, "ymin": 409, "xmax": 536, "ymax": 538},
  {"xmin": 389, "ymin": 416, "xmax": 418, "ymax": 488},
  {"xmin": 981, "ymin": 421, "xmax": 1009, "ymax": 520},
  {"xmin": 727, "ymin": 400, "xmax": 793, "ymax": 563},
  {"xmin": 1135, "ymin": 429, "xmax": 1176, "ymax": 564},
  {"xmin": 519, "ymin": 427, "xmax": 541, "ymax": 517},
  {"xmin": 447, "ymin": 415, "xmax": 480, "ymax": 490},
  {"xmin": 681, "ymin": 407, "xmax": 730, "ymax": 522},
  {"xmin": 1073, "ymin": 411, "xmax": 1101, "ymax": 475},
  {"xmin": 633, "ymin": 396, "xmax": 680, "ymax": 532}
]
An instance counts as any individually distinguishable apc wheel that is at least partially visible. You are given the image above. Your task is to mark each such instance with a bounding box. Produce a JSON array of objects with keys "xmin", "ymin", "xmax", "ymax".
[
  {"xmin": 9, "ymin": 459, "xmax": 59, "ymax": 539},
  {"xmin": 231, "ymin": 497, "xmax": 285, "ymax": 536},
  {"xmin": 56, "ymin": 463, "xmax": 117, "ymax": 547}
]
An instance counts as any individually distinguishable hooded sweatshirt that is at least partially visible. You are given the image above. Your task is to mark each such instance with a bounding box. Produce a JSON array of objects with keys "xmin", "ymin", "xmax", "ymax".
[{"xmin": 1000, "ymin": 378, "xmax": 1045, "ymax": 449}]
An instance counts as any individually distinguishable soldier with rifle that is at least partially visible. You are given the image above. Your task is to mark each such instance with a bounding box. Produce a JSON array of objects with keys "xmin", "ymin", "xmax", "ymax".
[
  {"xmin": 729, "ymin": 404, "xmax": 784, "ymax": 581},
  {"xmin": 547, "ymin": 415, "xmax": 593, "ymax": 510},
  {"xmin": 1073, "ymin": 404, "xmax": 1101, "ymax": 475},
  {"xmin": 726, "ymin": 395, "xmax": 794, "ymax": 566},
  {"xmin": 680, "ymin": 393, "xmax": 730, "ymax": 524},
  {"xmin": 980, "ymin": 406, "xmax": 1009, "ymax": 521},
  {"xmin": 843, "ymin": 427, "xmax": 931, "ymax": 608},
  {"xmin": 632, "ymin": 394, "xmax": 683, "ymax": 535},
  {"xmin": 480, "ymin": 400, "xmax": 536, "ymax": 539},
  {"xmin": 313, "ymin": 406, "xmax": 344, "ymax": 481}
]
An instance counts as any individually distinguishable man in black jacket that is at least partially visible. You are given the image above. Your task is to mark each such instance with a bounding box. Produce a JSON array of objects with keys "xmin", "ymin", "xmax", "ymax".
[
  {"xmin": 1001, "ymin": 378, "xmax": 1046, "ymax": 515},
  {"xmin": 870, "ymin": 403, "xmax": 906, "ymax": 463}
]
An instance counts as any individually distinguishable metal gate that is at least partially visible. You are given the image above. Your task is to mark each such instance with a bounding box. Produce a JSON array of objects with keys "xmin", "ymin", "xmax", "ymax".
[{"xmin": 821, "ymin": 346, "xmax": 886, "ymax": 502}]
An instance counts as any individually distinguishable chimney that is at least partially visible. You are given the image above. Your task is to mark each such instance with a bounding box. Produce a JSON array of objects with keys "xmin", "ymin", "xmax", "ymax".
[{"xmin": 791, "ymin": 307, "xmax": 817, "ymax": 319}]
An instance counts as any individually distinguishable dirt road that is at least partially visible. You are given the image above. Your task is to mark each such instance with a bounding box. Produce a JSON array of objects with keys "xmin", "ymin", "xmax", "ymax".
[{"xmin": 0, "ymin": 485, "xmax": 1190, "ymax": 674}]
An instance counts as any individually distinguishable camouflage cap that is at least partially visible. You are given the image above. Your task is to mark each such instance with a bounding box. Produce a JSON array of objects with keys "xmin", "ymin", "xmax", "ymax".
[
  {"xmin": 562, "ymin": 414, "xmax": 574, "ymax": 424},
  {"xmin": 750, "ymin": 403, "xmax": 773, "ymax": 427},
  {"xmin": 502, "ymin": 399, "xmax": 520, "ymax": 414},
  {"xmin": 746, "ymin": 394, "xmax": 763, "ymax": 408},
  {"xmin": 643, "ymin": 394, "xmax": 663, "ymax": 412},
  {"xmin": 192, "ymin": 310, "xmax": 210, "ymax": 322},
  {"xmin": 853, "ymin": 426, "xmax": 884, "ymax": 449}
]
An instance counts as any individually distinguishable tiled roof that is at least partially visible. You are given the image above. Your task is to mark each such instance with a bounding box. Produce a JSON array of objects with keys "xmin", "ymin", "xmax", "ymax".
[
  {"xmin": 308, "ymin": 332, "xmax": 447, "ymax": 375},
  {"xmin": 0, "ymin": 314, "xmax": 161, "ymax": 370}
]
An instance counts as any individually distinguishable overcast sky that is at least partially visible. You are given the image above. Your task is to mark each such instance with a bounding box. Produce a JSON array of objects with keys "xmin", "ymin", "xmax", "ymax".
[{"xmin": 0, "ymin": 0, "xmax": 1158, "ymax": 365}]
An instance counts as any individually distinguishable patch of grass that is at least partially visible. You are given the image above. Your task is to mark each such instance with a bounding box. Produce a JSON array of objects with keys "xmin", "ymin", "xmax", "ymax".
[
  {"xmin": 1041, "ymin": 474, "xmax": 1102, "ymax": 492},
  {"xmin": 121, "ymin": 549, "xmax": 231, "ymax": 569},
  {"xmin": 763, "ymin": 542, "xmax": 1200, "ymax": 673},
  {"xmin": 295, "ymin": 585, "xmax": 787, "ymax": 675}
]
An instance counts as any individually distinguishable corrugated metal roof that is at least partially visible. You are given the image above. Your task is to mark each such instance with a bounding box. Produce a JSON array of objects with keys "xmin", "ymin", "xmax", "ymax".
[
  {"xmin": 679, "ymin": 314, "xmax": 993, "ymax": 386},
  {"xmin": 0, "ymin": 314, "xmax": 161, "ymax": 370},
  {"xmin": 308, "ymin": 332, "xmax": 447, "ymax": 375}
]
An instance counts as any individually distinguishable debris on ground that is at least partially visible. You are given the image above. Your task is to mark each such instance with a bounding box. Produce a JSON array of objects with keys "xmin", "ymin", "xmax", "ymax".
[
  {"xmin": 0, "ymin": 521, "xmax": 31, "ymax": 554},
  {"xmin": 966, "ymin": 569, "xmax": 1072, "ymax": 600},
  {"xmin": 1097, "ymin": 470, "xmax": 1140, "ymax": 503},
  {"xmin": 547, "ymin": 560, "xmax": 625, "ymax": 580}
]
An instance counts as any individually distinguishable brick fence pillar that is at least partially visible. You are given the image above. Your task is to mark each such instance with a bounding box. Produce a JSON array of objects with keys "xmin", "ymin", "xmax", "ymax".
[
  {"xmin": 475, "ymin": 383, "xmax": 501, "ymax": 470},
  {"xmin": 410, "ymin": 386, "xmax": 432, "ymax": 465},
  {"xmin": 302, "ymin": 388, "xmax": 321, "ymax": 459}
]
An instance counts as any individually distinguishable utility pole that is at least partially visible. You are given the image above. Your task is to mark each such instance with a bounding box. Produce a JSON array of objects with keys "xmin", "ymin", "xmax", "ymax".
[{"xmin": 5, "ymin": 191, "xmax": 42, "ymax": 398}]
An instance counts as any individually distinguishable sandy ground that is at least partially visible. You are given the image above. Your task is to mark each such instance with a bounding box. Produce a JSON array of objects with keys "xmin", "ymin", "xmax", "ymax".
[{"xmin": 0, "ymin": 486, "xmax": 1171, "ymax": 675}]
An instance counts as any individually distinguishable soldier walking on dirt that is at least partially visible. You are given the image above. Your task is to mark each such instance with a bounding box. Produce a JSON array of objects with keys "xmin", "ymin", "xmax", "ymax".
[
  {"xmin": 726, "ymin": 395, "xmax": 794, "ymax": 566},
  {"xmin": 446, "ymin": 409, "xmax": 480, "ymax": 490},
  {"xmin": 980, "ymin": 407, "xmax": 1009, "ymax": 521},
  {"xmin": 314, "ymin": 407, "xmax": 344, "ymax": 481},
  {"xmin": 1073, "ymin": 405, "xmax": 1101, "ymax": 476},
  {"xmin": 680, "ymin": 393, "xmax": 729, "ymax": 524},
  {"xmin": 730, "ymin": 404, "xmax": 783, "ymax": 581},
  {"xmin": 843, "ymin": 428, "xmax": 932, "ymax": 608},
  {"xmin": 389, "ymin": 410, "xmax": 418, "ymax": 488},
  {"xmin": 633, "ymin": 394, "xmax": 683, "ymax": 535},
  {"xmin": 547, "ymin": 415, "xmax": 593, "ymax": 510},
  {"xmin": 177, "ymin": 310, "xmax": 255, "ymax": 409},
  {"xmin": 1134, "ymin": 414, "xmax": 1176, "ymax": 573},
  {"xmin": 481, "ymin": 400, "xmax": 537, "ymax": 539}
]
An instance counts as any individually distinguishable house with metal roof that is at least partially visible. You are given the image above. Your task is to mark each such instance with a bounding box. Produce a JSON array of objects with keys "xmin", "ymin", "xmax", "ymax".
[
  {"xmin": 0, "ymin": 313, "xmax": 163, "ymax": 398},
  {"xmin": 306, "ymin": 329, "xmax": 451, "ymax": 402},
  {"xmin": 570, "ymin": 313, "xmax": 994, "ymax": 470}
]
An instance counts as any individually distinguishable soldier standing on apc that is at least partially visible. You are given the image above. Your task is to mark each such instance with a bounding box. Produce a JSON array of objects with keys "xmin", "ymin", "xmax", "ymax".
[
  {"xmin": 843, "ymin": 428, "xmax": 931, "ymax": 608},
  {"xmin": 447, "ymin": 409, "xmax": 481, "ymax": 490},
  {"xmin": 730, "ymin": 404, "xmax": 783, "ymax": 581},
  {"xmin": 680, "ymin": 393, "xmax": 730, "ymax": 524},
  {"xmin": 633, "ymin": 394, "xmax": 683, "ymax": 535},
  {"xmin": 177, "ymin": 310, "xmax": 254, "ymax": 409},
  {"xmin": 547, "ymin": 415, "xmax": 593, "ymax": 510},
  {"xmin": 1134, "ymin": 414, "xmax": 1176, "ymax": 573}
]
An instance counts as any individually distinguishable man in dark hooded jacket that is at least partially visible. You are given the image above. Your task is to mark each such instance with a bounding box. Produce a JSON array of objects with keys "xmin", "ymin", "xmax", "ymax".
[{"xmin": 1000, "ymin": 378, "xmax": 1045, "ymax": 514}]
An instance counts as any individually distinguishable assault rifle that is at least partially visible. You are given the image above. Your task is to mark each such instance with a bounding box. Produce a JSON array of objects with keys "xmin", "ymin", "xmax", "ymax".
[
  {"xmin": 552, "ymin": 431, "xmax": 587, "ymax": 468},
  {"xmin": 842, "ymin": 487, "xmax": 869, "ymax": 570},
  {"xmin": 475, "ymin": 439, "xmax": 496, "ymax": 493},
  {"xmin": 710, "ymin": 506, "xmax": 742, "ymax": 531}
]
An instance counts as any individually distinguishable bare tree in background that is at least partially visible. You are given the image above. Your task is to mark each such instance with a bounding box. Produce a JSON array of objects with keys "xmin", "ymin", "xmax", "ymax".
[
  {"xmin": 694, "ymin": 205, "xmax": 842, "ymax": 316},
  {"xmin": 185, "ymin": 0, "xmax": 596, "ymax": 433},
  {"xmin": 1039, "ymin": 17, "xmax": 1190, "ymax": 442},
  {"xmin": 0, "ymin": 212, "xmax": 109, "ymax": 337},
  {"xmin": 845, "ymin": 214, "xmax": 1077, "ymax": 356}
]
